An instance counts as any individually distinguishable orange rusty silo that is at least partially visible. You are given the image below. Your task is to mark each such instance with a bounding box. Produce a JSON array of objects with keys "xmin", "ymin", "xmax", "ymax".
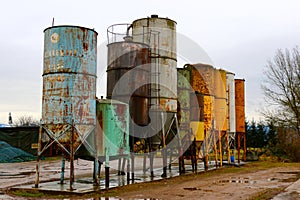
[{"xmin": 235, "ymin": 79, "xmax": 245, "ymax": 133}]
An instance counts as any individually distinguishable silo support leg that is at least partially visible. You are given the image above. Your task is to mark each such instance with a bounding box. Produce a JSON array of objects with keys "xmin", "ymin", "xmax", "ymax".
[
  {"xmin": 93, "ymin": 158, "xmax": 99, "ymax": 185},
  {"xmin": 118, "ymin": 158, "xmax": 122, "ymax": 175},
  {"xmin": 60, "ymin": 157, "xmax": 65, "ymax": 184},
  {"xmin": 34, "ymin": 126, "xmax": 43, "ymax": 188},
  {"xmin": 105, "ymin": 148, "xmax": 110, "ymax": 189},
  {"xmin": 121, "ymin": 157, "xmax": 126, "ymax": 175},
  {"xmin": 150, "ymin": 152, "xmax": 154, "ymax": 177},
  {"xmin": 131, "ymin": 153, "xmax": 135, "ymax": 182},
  {"xmin": 143, "ymin": 153, "xmax": 147, "ymax": 173},
  {"xmin": 162, "ymin": 148, "xmax": 167, "ymax": 177},
  {"xmin": 126, "ymin": 156, "xmax": 130, "ymax": 184}
]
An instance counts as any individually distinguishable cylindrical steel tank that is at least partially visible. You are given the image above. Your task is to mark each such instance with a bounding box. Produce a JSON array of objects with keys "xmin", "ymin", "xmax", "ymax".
[
  {"xmin": 131, "ymin": 15, "xmax": 177, "ymax": 146},
  {"xmin": 190, "ymin": 63, "xmax": 215, "ymax": 96},
  {"xmin": 106, "ymin": 41, "xmax": 150, "ymax": 126},
  {"xmin": 226, "ymin": 72, "xmax": 236, "ymax": 133},
  {"xmin": 186, "ymin": 64, "xmax": 215, "ymax": 132},
  {"xmin": 42, "ymin": 25, "xmax": 97, "ymax": 151},
  {"xmin": 76, "ymin": 99, "xmax": 129, "ymax": 160},
  {"xmin": 177, "ymin": 68, "xmax": 191, "ymax": 140},
  {"xmin": 132, "ymin": 15, "xmax": 177, "ymax": 113},
  {"xmin": 215, "ymin": 69, "xmax": 227, "ymax": 132},
  {"xmin": 235, "ymin": 79, "xmax": 245, "ymax": 133}
]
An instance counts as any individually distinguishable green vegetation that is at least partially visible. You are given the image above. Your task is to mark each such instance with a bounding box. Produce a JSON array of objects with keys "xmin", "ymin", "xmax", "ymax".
[{"xmin": 260, "ymin": 46, "xmax": 300, "ymax": 162}]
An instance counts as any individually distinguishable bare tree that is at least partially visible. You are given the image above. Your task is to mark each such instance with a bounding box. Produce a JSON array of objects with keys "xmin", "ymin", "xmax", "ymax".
[
  {"xmin": 262, "ymin": 47, "xmax": 300, "ymax": 135},
  {"xmin": 14, "ymin": 115, "xmax": 39, "ymax": 127}
]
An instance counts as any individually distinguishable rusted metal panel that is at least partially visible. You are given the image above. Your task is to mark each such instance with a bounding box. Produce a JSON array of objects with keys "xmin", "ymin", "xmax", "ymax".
[
  {"xmin": 226, "ymin": 72, "xmax": 236, "ymax": 133},
  {"xmin": 177, "ymin": 68, "xmax": 191, "ymax": 89},
  {"xmin": 97, "ymin": 99, "xmax": 129, "ymax": 156},
  {"xmin": 203, "ymin": 95, "xmax": 215, "ymax": 131},
  {"xmin": 132, "ymin": 15, "xmax": 177, "ymax": 111},
  {"xmin": 79, "ymin": 99, "xmax": 129, "ymax": 157},
  {"xmin": 106, "ymin": 41, "xmax": 150, "ymax": 126},
  {"xmin": 178, "ymin": 90, "xmax": 190, "ymax": 109},
  {"xmin": 177, "ymin": 68, "xmax": 192, "ymax": 140},
  {"xmin": 188, "ymin": 64, "xmax": 215, "ymax": 96},
  {"xmin": 106, "ymin": 41, "xmax": 150, "ymax": 98},
  {"xmin": 132, "ymin": 15, "xmax": 177, "ymax": 60},
  {"xmin": 159, "ymin": 98, "xmax": 177, "ymax": 112},
  {"xmin": 235, "ymin": 79, "xmax": 245, "ymax": 133},
  {"xmin": 129, "ymin": 97, "xmax": 149, "ymax": 126},
  {"xmin": 42, "ymin": 26, "xmax": 97, "ymax": 151}
]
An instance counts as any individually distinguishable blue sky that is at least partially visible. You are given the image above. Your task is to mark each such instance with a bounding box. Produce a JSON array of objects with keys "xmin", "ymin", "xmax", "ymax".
[{"xmin": 1, "ymin": 0, "xmax": 300, "ymax": 124}]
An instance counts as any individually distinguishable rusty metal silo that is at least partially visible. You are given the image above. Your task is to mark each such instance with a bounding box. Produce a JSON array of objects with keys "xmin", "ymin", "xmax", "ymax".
[
  {"xmin": 131, "ymin": 15, "xmax": 178, "ymax": 147},
  {"xmin": 36, "ymin": 25, "xmax": 97, "ymax": 189},
  {"xmin": 215, "ymin": 69, "xmax": 227, "ymax": 132},
  {"xmin": 189, "ymin": 64, "xmax": 215, "ymax": 132},
  {"xmin": 106, "ymin": 24, "xmax": 150, "ymax": 145},
  {"xmin": 235, "ymin": 79, "xmax": 245, "ymax": 133},
  {"xmin": 130, "ymin": 15, "xmax": 178, "ymax": 178},
  {"xmin": 235, "ymin": 79, "xmax": 246, "ymax": 162}
]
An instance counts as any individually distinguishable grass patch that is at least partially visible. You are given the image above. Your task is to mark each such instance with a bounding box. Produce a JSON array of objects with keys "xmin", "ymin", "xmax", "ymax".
[{"xmin": 11, "ymin": 189, "xmax": 45, "ymax": 198}]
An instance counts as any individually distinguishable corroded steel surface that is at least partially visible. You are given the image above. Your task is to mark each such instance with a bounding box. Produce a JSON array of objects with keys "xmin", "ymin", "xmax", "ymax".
[
  {"xmin": 132, "ymin": 16, "xmax": 177, "ymax": 60},
  {"xmin": 42, "ymin": 26, "xmax": 97, "ymax": 151},
  {"xmin": 95, "ymin": 99, "xmax": 129, "ymax": 157},
  {"xmin": 177, "ymin": 68, "xmax": 192, "ymax": 139},
  {"xmin": 132, "ymin": 15, "xmax": 177, "ymax": 111},
  {"xmin": 107, "ymin": 41, "xmax": 150, "ymax": 126},
  {"xmin": 187, "ymin": 64, "xmax": 215, "ymax": 96},
  {"xmin": 203, "ymin": 95, "xmax": 215, "ymax": 131},
  {"xmin": 235, "ymin": 79, "xmax": 245, "ymax": 133}
]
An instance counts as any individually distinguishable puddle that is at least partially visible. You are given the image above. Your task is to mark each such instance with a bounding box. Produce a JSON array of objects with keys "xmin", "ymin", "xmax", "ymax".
[
  {"xmin": 278, "ymin": 171, "xmax": 300, "ymax": 183},
  {"xmin": 183, "ymin": 187, "xmax": 213, "ymax": 192},
  {"xmin": 280, "ymin": 177, "xmax": 299, "ymax": 183},
  {"xmin": 0, "ymin": 171, "xmax": 35, "ymax": 176},
  {"xmin": 216, "ymin": 177, "xmax": 256, "ymax": 184}
]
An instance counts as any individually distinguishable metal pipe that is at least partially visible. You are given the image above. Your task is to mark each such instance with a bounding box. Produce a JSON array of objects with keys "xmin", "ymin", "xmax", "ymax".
[
  {"xmin": 149, "ymin": 152, "xmax": 154, "ymax": 177},
  {"xmin": 161, "ymin": 112, "xmax": 167, "ymax": 178},
  {"xmin": 127, "ymin": 156, "xmax": 130, "ymax": 184},
  {"xmin": 143, "ymin": 153, "xmax": 147, "ymax": 173},
  {"xmin": 105, "ymin": 147, "xmax": 110, "ymax": 188},
  {"xmin": 70, "ymin": 122, "xmax": 74, "ymax": 191},
  {"xmin": 93, "ymin": 158, "xmax": 99, "ymax": 185},
  {"xmin": 105, "ymin": 166, "xmax": 109, "ymax": 189},
  {"xmin": 219, "ymin": 130, "xmax": 223, "ymax": 167},
  {"xmin": 118, "ymin": 158, "xmax": 122, "ymax": 175},
  {"xmin": 213, "ymin": 131, "xmax": 218, "ymax": 169},
  {"xmin": 237, "ymin": 133, "xmax": 241, "ymax": 165},
  {"xmin": 204, "ymin": 129, "xmax": 209, "ymax": 171},
  {"xmin": 243, "ymin": 133, "xmax": 247, "ymax": 161},
  {"xmin": 131, "ymin": 153, "xmax": 135, "ymax": 182},
  {"xmin": 120, "ymin": 157, "xmax": 126, "ymax": 175}
]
